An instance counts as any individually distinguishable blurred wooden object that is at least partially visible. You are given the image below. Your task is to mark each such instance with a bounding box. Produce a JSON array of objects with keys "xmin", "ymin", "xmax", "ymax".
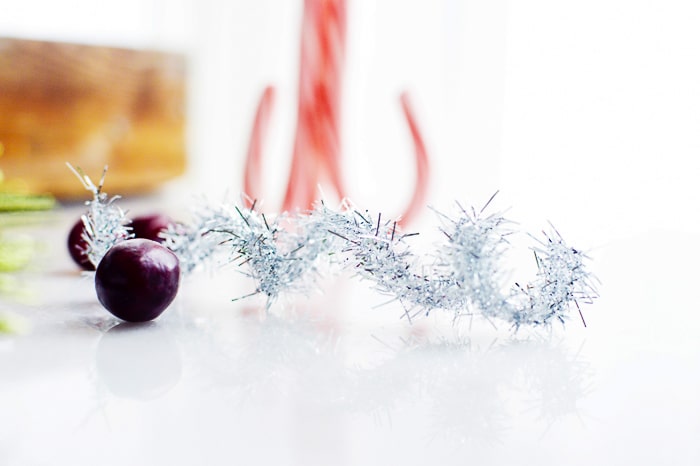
[{"xmin": 0, "ymin": 38, "xmax": 186, "ymax": 199}]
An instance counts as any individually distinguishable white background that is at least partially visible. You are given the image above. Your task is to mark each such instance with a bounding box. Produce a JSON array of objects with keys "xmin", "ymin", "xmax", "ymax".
[{"xmin": 1, "ymin": 1, "xmax": 699, "ymax": 465}]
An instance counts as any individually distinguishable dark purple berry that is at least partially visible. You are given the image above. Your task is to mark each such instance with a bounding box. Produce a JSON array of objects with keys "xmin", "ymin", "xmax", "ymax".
[
  {"xmin": 130, "ymin": 214, "xmax": 173, "ymax": 243},
  {"xmin": 95, "ymin": 239, "xmax": 180, "ymax": 322},
  {"xmin": 68, "ymin": 219, "xmax": 95, "ymax": 271}
]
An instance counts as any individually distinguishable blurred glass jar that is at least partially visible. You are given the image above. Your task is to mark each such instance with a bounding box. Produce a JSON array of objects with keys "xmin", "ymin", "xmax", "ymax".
[{"xmin": 0, "ymin": 37, "xmax": 186, "ymax": 198}]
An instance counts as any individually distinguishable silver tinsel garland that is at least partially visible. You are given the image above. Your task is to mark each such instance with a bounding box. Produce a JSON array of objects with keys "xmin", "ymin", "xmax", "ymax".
[
  {"xmin": 72, "ymin": 167, "xmax": 597, "ymax": 328},
  {"xmin": 160, "ymin": 197, "xmax": 597, "ymax": 329}
]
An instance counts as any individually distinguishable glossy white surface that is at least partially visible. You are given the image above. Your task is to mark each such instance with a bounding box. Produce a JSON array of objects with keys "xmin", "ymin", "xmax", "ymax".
[{"xmin": 1, "ymin": 208, "xmax": 699, "ymax": 466}]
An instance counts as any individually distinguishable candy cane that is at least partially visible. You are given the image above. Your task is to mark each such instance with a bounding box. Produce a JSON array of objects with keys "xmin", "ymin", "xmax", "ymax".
[
  {"xmin": 282, "ymin": 0, "xmax": 347, "ymax": 213},
  {"xmin": 243, "ymin": 0, "xmax": 430, "ymax": 225}
]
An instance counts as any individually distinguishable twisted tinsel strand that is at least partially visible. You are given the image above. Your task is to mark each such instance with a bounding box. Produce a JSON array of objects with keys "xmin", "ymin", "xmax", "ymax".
[{"xmin": 164, "ymin": 198, "xmax": 597, "ymax": 328}]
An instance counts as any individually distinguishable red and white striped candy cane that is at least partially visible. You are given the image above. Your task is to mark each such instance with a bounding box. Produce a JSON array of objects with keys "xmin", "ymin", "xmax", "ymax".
[{"xmin": 244, "ymin": 0, "xmax": 429, "ymax": 225}]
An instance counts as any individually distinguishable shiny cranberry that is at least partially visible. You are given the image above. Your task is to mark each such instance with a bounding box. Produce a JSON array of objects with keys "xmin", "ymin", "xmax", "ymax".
[
  {"xmin": 68, "ymin": 219, "xmax": 95, "ymax": 271},
  {"xmin": 95, "ymin": 239, "xmax": 180, "ymax": 322},
  {"xmin": 130, "ymin": 214, "xmax": 173, "ymax": 243}
]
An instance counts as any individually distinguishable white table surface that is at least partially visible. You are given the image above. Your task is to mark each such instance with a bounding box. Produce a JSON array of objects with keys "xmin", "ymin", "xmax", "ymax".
[{"xmin": 1, "ymin": 203, "xmax": 699, "ymax": 466}]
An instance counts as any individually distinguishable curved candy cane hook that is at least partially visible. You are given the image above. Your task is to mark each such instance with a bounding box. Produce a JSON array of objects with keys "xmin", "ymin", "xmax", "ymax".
[{"xmin": 243, "ymin": 89, "xmax": 431, "ymax": 226}]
